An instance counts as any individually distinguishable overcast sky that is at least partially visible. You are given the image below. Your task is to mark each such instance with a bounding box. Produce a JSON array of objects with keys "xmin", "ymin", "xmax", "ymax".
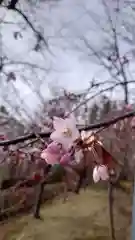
[{"xmin": 0, "ymin": 0, "xmax": 135, "ymax": 119}]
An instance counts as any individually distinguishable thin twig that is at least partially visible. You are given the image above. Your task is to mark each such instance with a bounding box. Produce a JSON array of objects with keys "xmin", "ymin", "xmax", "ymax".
[
  {"xmin": 0, "ymin": 2, "xmax": 54, "ymax": 55},
  {"xmin": 12, "ymin": 8, "xmax": 48, "ymax": 48},
  {"xmin": 69, "ymin": 80, "xmax": 135, "ymax": 116}
]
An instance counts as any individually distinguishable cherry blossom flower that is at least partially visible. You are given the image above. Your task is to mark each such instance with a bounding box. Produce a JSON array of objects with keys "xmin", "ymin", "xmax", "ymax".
[
  {"xmin": 50, "ymin": 115, "xmax": 80, "ymax": 151},
  {"xmin": 93, "ymin": 165, "xmax": 109, "ymax": 183}
]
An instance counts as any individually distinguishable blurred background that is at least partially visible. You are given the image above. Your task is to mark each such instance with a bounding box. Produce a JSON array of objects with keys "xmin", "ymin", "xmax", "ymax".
[{"xmin": 0, "ymin": 1, "xmax": 135, "ymax": 239}]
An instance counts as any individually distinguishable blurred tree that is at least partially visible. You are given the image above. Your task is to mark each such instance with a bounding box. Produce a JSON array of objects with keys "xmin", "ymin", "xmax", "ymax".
[
  {"xmin": 100, "ymin": 95, "xmax": 112, "ymax": 120},
  {"xmin": 89, "ymin": 102, "xmax": 99, "ymax": 124}
]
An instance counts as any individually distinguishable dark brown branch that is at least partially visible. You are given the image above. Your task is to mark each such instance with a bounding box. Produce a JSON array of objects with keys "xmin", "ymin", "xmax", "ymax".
[{"xmin": 0, "ymin": 110, "xmax": 135, "ymax": 146}]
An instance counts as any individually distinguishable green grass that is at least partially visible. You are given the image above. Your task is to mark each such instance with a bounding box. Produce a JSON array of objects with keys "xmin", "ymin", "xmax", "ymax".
[{"xmin": 0, "ymin": 187, "xmax": 132, "ymax": 240}]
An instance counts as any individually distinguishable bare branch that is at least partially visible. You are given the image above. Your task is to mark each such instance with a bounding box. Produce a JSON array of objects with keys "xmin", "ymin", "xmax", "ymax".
[
  {"xmin": 0, "ymin": 0, "xmax": 49, "ymax": 51},
  {"xmin": 12, "ymin": 7, "xmax": 48, "ymax": 48},
  {"xmin": 69, "ymin": 79, "xmax": 135, "ymax": 116},
  {"xmin": 102, "ymin": 0, "xmax": 129, "ymax": 104},
  {"xmin": 0, "ymin": 110, "xmax": 135, "ymax": 146}
]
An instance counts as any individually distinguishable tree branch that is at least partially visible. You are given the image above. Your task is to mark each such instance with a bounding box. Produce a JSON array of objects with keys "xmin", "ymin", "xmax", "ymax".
[
  {"xmin": 0, "ymin": 110, "xmax": 135, "ymax": 146},
  {"xmin": 12, "ymin": 7, "xmax": 48, "ymax": 48},
  {"xmin": 0, "ymin": 0, "xmax": 49, "ymax": 49},
  {"xmin": 101, "ymin": 0, "xmax": 130, "ymax": 104},
  {"xmin": 69, "ymin": 80, "xmax": 135, "ymax": 116}
]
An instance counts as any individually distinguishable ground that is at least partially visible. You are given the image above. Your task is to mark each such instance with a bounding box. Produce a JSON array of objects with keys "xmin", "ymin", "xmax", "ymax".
[{"xmin": 0, "ymin": 185, "xmax": 132, "ymax": 240}]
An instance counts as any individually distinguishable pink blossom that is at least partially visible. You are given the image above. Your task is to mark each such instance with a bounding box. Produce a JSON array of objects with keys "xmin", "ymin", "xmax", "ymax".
[
  {"xmin": 50, "ymin": 115, "xmax": 80, "ymax": 151},
  {"xmin": 93, "ymin": 165, "xmax": 109, "ymax": 183},
  {"xmin": 53, "ymin": 117, "xmax": 66, "ymax": 131},
  {"xmin": 40, "ymin": 142, "xmax": 65, "ymax": 165}
]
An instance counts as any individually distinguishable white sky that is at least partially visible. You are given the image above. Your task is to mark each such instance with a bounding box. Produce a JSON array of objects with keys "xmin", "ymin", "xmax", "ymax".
[{"xmin": 0, "ymin": 0, "xmax": 135, "ymax": 119}]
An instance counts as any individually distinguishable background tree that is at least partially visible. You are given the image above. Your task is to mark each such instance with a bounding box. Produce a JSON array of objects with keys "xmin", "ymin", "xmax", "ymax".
[{"xmin": 61, "ymin": 0, "xmax": 135, "ymax": 104}]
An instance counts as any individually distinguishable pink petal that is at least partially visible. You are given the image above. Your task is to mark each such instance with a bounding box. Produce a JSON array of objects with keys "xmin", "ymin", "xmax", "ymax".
[
  {"xmin": 50, "ymin": 130, "xmax": 62, "ymax": 142},
  {"xmin": 40, "ymin": 149, "xmax": 60, "ymax": 165},
  {"xmin": 64, "ymin": 116, "xmax": 80, "ymax": 141},
  {"xmin": 72, "ymin": 129, "xmax": 80, "ymax": 141},
  {"xmin": 47, "ymin": 142, "xmax": 61, "ymax": 154},
  {"xmin": 50, "ymin": 115, "xmax": 80, "ymax": 150},
  {"xmin": 65, "ymin": 115, "xmax": 76, "ymax": 128},
  {"xmin": 50, "ymin": 131, "xmax": 74, "ymax": 151},
  {"xmin": 53, "ymin": 117, "xmax": 65, "ymax": 131}
]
